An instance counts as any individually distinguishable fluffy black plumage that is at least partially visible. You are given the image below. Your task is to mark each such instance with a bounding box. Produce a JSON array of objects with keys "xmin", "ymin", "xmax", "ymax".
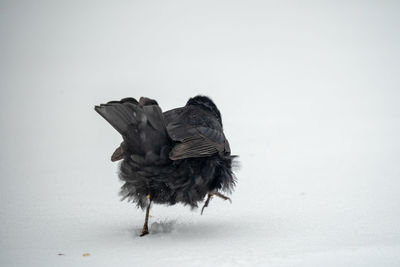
[{"xmin": 95, "ymin": 95, "xmax": 236, "ymax": 234}]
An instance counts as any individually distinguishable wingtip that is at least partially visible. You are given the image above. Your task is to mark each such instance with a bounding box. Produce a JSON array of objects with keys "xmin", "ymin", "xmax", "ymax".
[{"xmin": 94, "ymin": 105, "xmax": 101, "ymax": 113}]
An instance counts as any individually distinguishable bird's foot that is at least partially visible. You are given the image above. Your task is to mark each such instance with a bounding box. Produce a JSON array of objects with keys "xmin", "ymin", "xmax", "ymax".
[
  {"xmin": 201, "ymin": 192, "xmax": 232, "ymax": 215},
  {"xmin": 212, "ymin": 192, "xmax": 232, "ymax": 203},
  {"xmin": 140, "ymin": 229, "xmax": 149, "ymax": 237},
  {"xmin": 140, "ymin": 224, "xmax": 149, "ymax": 236},
  {"xmin": 201, "ymin": 194, "xmax": 212, "ymax": 215},
  {"xmin": 140, "ymin": 196, "xmax": 152, "ymax": 237}
]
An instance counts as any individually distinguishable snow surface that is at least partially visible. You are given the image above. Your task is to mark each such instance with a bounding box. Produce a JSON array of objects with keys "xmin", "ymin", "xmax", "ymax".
[{"xmin": 1, "ymin": 0, "xmax": 400, "ymax": 266}]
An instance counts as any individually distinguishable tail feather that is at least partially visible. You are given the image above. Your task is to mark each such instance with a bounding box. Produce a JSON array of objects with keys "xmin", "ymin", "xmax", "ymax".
[
  {"xmin": 95, "ymin": 97, "xmax": 170, "ymax": 156},
  {"xmin": 94, "ymin": 102, "xmax": 138, "ymax": 136}
]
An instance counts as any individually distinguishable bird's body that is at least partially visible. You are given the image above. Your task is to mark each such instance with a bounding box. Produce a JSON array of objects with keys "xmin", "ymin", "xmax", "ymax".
[{"xmin": 95, "ymin": 95, "xmax": 236, "ymax": 235}]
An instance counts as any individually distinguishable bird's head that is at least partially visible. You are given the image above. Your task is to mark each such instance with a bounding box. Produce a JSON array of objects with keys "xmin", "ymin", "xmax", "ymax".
[{"xmin": 186, "ymin": 95, "xmax": 222, "ymax": 126}]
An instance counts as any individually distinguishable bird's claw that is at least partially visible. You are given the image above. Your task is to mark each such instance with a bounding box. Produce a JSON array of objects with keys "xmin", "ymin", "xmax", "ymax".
[
  {"xmin": 201, "ymin": 194, "xmax": 212, "ymax": 215},
  {"xmin": 213, "ymin": 192, "xmax": 232, "ymax": 203},
  {"xmin": 140, "ymin": 229, "xmax": 149, "ymax": 237},
  {"xmin": 201, "ymin": 192, "xmax": 232, "ymax": 215},
  {"xmin": 200, "ymin": 203, "xmax": 208, "ymax": 215}
]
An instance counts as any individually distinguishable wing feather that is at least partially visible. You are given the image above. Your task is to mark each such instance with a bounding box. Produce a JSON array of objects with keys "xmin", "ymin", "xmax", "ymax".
[{"xmin": 165, "ymin": 106, "xmax": 229, "ymax": 160}]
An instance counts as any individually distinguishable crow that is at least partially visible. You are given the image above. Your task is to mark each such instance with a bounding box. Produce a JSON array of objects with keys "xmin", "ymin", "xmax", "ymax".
[{"xmin": 94, "ymin": 95, "xmax": 236, "ymax": 236}]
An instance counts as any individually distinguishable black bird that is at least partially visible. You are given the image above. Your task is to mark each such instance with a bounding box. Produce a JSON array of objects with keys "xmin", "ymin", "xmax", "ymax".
[{"xmin": 95, "ymin": 95, "xmax": 236, "ymax": 236}]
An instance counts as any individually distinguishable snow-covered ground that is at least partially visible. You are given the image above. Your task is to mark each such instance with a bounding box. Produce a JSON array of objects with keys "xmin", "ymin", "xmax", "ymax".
[{"xmin": 1, "ymin": 1, "xmax": 400, "ymax": 266}]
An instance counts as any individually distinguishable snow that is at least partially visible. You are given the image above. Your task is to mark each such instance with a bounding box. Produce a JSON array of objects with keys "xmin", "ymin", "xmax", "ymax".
[{"xmin": 1, "ymin": 0, "xmax": 400, "ymax": 266}]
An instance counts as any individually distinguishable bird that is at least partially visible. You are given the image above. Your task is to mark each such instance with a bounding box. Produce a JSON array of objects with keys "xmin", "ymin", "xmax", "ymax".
[{"xmin": 94, "ymin": 95, "xmax": 237, "ymax": 236}]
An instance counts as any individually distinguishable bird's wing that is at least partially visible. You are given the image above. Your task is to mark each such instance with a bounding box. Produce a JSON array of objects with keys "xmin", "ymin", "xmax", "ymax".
[
  {"xmin": 163, "ymin": 107, "xmax": 185, "ymax": 125},
  {"xmin": 166, "ymin": 109, "xmax": 229, "ymax": 160}
]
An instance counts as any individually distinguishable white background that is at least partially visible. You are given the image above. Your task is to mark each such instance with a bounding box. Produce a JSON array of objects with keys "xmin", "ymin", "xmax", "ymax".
[{"xmin": 1, "ymin": 0, "xmax": 399, "ymax": 266}]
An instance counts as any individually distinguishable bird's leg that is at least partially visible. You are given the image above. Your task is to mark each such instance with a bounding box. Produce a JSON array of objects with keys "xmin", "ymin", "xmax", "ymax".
[
  {"xmin": 140, "ymin": 195, "xmax": 152, "ymax": 237},
  {"xmin": 201, "ymin": 194, "xmax": 213, "ymax": 215},
  {"xmin": 201, "ymin": 192, "xmax": 232, "ymax": 215},
  {"xmin": 212, "ymin": 192, "xmax": 232, "ymax": 203}
]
